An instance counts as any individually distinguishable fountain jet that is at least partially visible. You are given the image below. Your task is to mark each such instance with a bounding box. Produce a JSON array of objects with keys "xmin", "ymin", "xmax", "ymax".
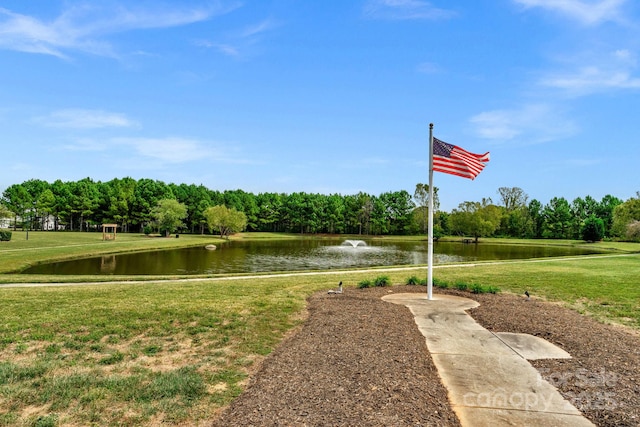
[{"xmin": 342, "ymin": 239, "xmax": 367, "ymax": 248}]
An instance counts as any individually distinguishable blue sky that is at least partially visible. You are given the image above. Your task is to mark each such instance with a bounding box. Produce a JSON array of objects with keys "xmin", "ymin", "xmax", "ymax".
[{"xmin": 1, "ymin": 0, "xmax": 639, "ymax": 211}]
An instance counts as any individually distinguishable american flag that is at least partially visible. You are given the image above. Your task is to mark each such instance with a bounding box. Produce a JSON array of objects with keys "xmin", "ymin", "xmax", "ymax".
[{"xmin": 432, "ymin": 137, "xmax": 490, "ymax": 180}]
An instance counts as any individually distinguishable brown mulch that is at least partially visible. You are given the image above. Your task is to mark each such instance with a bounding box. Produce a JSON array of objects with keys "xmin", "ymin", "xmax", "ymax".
[{"xmin": 212, "ymin": 286, "xmax": 640, "ymax": 427}]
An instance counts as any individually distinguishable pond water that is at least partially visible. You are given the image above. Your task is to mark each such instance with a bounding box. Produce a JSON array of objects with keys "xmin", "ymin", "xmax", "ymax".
[{"xmin": 20, "ymin": 238, "xmax": 604, "ymax": 276}]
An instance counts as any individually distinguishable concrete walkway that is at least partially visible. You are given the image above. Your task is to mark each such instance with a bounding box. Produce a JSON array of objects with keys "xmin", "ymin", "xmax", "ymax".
[{"xmin": 383, "ymin": 293, "xmax": 596, "ymax": 427}]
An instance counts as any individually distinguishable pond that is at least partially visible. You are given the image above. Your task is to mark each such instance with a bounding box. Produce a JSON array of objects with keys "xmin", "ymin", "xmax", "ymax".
[{"xmin": 20, "ymin": 238, "xmax": 605, "ymax": 276}]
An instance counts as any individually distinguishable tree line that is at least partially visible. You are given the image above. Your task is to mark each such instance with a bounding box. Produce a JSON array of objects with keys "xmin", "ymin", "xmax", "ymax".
[{"xmin": 1, "ymin": 178, "xmax": 639, "ymax": 242}]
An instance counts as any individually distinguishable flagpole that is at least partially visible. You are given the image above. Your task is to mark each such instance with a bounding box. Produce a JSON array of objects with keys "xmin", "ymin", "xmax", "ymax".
[{"xmin": 427, "ymin": 123, "xmax": 434, "ymax": 300}]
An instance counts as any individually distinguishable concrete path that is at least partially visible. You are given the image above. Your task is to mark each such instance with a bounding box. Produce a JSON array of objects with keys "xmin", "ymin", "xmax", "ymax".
[{"xmin": 383, "ymin": 293, "xmax": 595, "ymax": 427}]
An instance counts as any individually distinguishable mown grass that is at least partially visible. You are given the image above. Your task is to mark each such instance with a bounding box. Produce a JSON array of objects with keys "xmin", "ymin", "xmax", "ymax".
[
  {"xmin": 0, "ymin": 275, "xmax": 328, "ymax": 426},
  {"xmin": 1, "ymin": 232, "xmax": 639, "ymax": 425}
]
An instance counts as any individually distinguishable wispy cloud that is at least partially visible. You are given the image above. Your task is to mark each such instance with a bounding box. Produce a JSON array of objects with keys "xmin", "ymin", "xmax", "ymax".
[
  {"xmin": 0, "ymin": 2, "xmax": 239, "ymax": 58},
  {"xmin": 539, "ymin": 49, "xmax": 640, "ymax": 95},
  {"xmin": 239, "ymin": 18, "xmax": 278, "ymax": 38},
  {"xmin": 196, "ymin": 18, "xmax": 279, "ymax": 58},
  {"xmin": 542, "ymin": 66, "xmax": 640, "ymax": 92},
  {"xmin": 512, "ymin": 0, "xmax": 627, "ymax": 25},
  {"xmin": 111, "ymin": 136, "xmax": 253, "ymax": 165},
  {"xmin": 57, "ymin": 133, "xmax": 253, "ymax": 167},
  {"xmin": 195, "ymin": 39, "xmax": 241, "ymax": 57},
  {"xmin": 36, "ymin": 109, "xmax": 137, "ymax": 129},
  {"xmin": 363, "ymin": 0, "xmax": 455, "ymax": 20},
  {"xmin": 469, "ymin": 104, "xmax": 579, "ymax": 143},
  {"xmin": 114, "ymin": 137, "xmax": 211, "ymax": 163}
]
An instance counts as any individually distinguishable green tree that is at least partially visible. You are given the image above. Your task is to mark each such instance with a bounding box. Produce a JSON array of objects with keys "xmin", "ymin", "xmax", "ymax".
[
  {"xmin": 256, "ymin": 192, "xmax": 285, "ymax": 232},
  {"xmin": 581, "ymin": 215, "xmax": 604, "ymax": 242},
  {"xmin": 449, "ymin": 201, "xmax": 501, "ymax": 242},
  {"xmin": 151, "ymin": 199, "xmax": 188, "ymax": 237},
  {"xmin": 435, "ymin": 211, "xmax": 450, "ymax": 237},
  {"xmin": 102, "ymin": 177, "xmax": 137, "ymax": 232},
  {"xmin": 325, "ymin": 194, "xmax": 346, "ymax": 234},
  {"xmin": 542, "ymin": 197, "xmax": 573, "ymax": 239},
  {"xmin": 50, "ymin": 180, "xmax": 72, "ymax": 230},
  {"xmin": 370, "ymin": 196, "xmax": 388, "ymax": 235},
  {"xmin": 596, "ymin": 194, "xmax": 623, "ymax": 238},
  {"xmin": 37, "ymin": 189, "xmax": 56, "ymax": 230},
  {"xmin": 571, "ymin": 196, "xmax": 598, "ymax": 239},
  {"xmin": 497, "ymin": 187, "xmax": 531, "ymax": 237},
  {"xmin": 204, "ymin": 205, "xmax": 247, "ymax": 238},
  {"xmin": 528, "ymin": 199, "xmax": 544, "ymax": 238},
  {"xmin": 69, "ymin": 178, "xmax": 100, "ymax": 231},
  {"xmin": 131, "ymin": 179, "xmax": 173, "ymax": 231},
  {"xmin": 223, "ymin": 190, "xmax": 259, "ymax": 231},
  {"xmin": 611, "ymin": 194, "xmax": 640, "ymax": 239},
  {"xmin": 0, "ymin": 203, "xmax": 11, "ymax": 222},
  {"xmin": 193, "ymin": 198, "xmax": 212, "ymax": 234},
  {"xmin": 2, "ymin": 183, "xmax": 32, "ymax": 230},
  {"xmin": 414, "ymin": 183, "xmax": 439, "ymax": 234},
  {"xmin": 285, "ymin": 192, "xmax": 307, "ymax": 233},
  {"xmin": 379, "ymin": 190, "xmax": 414, "ymax": 235}
]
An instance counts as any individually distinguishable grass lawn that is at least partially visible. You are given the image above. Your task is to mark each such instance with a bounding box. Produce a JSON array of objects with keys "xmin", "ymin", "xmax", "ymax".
[{"xmin": 0, "ymin": 231, "xmax": 639, "ymax": 425}]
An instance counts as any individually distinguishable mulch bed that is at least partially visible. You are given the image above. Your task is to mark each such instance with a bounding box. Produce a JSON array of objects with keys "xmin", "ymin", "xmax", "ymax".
[{"xmin": 212, "ymin": 286, "xmax": 640, "ymax": 427}]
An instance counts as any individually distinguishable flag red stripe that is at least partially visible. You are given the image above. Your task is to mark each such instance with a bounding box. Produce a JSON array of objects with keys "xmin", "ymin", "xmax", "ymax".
[{"xmin": 432, "ymin": 141, "xmax": 490, "ymax": 180}]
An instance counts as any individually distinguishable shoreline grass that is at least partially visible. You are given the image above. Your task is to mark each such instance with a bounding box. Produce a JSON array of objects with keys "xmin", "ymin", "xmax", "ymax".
[{"xmin": 1, "ymin": 232, "xmax": 639, "ymax": 425}]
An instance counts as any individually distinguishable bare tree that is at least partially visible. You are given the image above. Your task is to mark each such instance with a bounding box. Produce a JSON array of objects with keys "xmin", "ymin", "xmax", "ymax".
[{"xmin": 498, "ymin": 187, "xmax": 528, "ymax": 212}]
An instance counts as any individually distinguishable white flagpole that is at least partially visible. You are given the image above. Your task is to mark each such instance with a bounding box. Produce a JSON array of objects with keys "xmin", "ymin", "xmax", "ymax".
[{"xmin": 427, "ymin": 123, "xmax": 434, "ymax": 300}]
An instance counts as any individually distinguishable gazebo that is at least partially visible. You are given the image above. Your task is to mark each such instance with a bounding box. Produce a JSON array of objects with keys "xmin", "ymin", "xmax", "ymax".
[{"xmin": 102, "ymin": 224, "xmax": 118, "ymax": 241}]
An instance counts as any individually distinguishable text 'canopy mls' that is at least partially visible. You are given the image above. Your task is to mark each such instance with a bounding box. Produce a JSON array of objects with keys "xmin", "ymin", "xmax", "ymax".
[{"xmin": 433, "ymin": 137, "xmax": 490, "ymax": 180}]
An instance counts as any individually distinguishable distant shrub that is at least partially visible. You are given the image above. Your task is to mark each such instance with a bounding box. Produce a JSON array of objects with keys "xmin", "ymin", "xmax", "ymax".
[
  {"xmin": 470, "ymin": 284, "xmax": 484, "ymax": 294},
  {"xmin": 374, "ymin": 275, "xmax": 390, "ymax": 287},
  {"xmin": 0, "ymin": 231, "xmax": 11, "ymax": 241},
  {"xmin": 433, "ymin": 278, "xmax": 449, "ymax": 289},
  {"xmin": 357, "ymin": 279, "xmax": 372, "ymax": 289},
  {"xmin": 486, "ymin": 286, "xmax": 500, "ymax": 294},
  {"xmin": 455, "ymin": 281, "xmax": 468, "ymax": 291},
  {"xmin": 143, "ymin": 225, "xmax": 153, "ymax": 235},
  {"xmin": 405, "ymin": 275, "xmax": 421, "ymax": 286}
]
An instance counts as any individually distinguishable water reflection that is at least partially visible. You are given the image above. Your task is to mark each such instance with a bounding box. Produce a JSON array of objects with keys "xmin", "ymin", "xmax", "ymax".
[
  {"xmin": 100, "ymin": 255, "xmax": 116, "ymax": 273},
  {"xmin": 21, "ymin": 238, "xmax": 603, "ymax": 276}
]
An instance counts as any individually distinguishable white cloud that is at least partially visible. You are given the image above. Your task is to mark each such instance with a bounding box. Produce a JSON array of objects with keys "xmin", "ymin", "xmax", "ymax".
[
  {"xmin": 0, "ymin": 3, "xmax": 239, "ymax": 58},
  {"xmin": 512, "ymin": 0, "xmax": 627, "ymax": 25},
  {"xmin": 55, "ymin": 135, "xmax": 253, "ymax": 170},
  {"xmin": 196, "ymin": 18, "xmax": 278, "ymax": 59},
  {"xmin": 113, "ymin": 137, "xmax": 214, "ymax": 163},
  {"xmin": 239, "ymin": 18, "xmax": 278, "ymax": 38},
  {"xmin": 539, "ymin": 50, "xmax": 640, "ymax": 95},
  {"xmin": 469, "ymin": 104, "xmax": 579, "ymax": 143},
  {"xmin": 195, "ymin": 40, "xmax": 241, "ymax": 57},
  {"xmin": 111, "ymin": 136, "xmax": 253, "ymax": 165},
  {"xmin": 36, "ymin": 109, "xmax": 137, "ymax": 129},
  {"xmin": 363, "ymin": 0, "xmax": 455, "ymax": 20},
  {"xmin": 542, "ymin": 66, "xmax": 640, "ymax": 92}
]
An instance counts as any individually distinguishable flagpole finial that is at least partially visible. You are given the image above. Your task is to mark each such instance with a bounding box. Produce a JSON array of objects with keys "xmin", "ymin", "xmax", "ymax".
[{"xmin": 430, "ymin": 123, "xmax": 433, "ymax": 129}]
